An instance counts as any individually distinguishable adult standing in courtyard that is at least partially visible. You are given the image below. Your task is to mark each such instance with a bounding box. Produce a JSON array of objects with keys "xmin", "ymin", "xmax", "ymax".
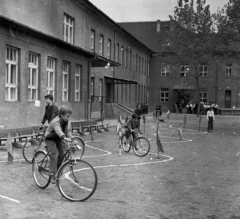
[
  {"xmin": 40, "ymin": 94, "xmax": 59, "ymax": 126},
  {"xmin": 207, "ymin": 107, "xmax": 215, "ymax": 132}
]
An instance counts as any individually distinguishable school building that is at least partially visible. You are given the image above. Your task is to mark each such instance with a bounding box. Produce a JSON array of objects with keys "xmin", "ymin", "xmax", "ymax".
[
  {"xmin": 0, "ymin": 0, "xmax": 151, "ymax": 128},
  {"xmin": 120, "ymin": 20, "xmax": 240, "ymax": 113}
]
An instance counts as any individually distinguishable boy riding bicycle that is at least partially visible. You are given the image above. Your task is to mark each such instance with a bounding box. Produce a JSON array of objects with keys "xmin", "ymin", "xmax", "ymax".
[
  {"xmin": 124, "ymin": 114, "xmax": 140, "ymax": 144},
  {"xmin": 44, "ymin": 106, "xmax": 74, "ymax": 182}
]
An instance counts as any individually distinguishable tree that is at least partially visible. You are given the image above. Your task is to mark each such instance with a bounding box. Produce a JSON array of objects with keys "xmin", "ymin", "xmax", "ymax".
[{"xmin": 156, "ymin": 0, "xmax": 240, "ymax": 114}]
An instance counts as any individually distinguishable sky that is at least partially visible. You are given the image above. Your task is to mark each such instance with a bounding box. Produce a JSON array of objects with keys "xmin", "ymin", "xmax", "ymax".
[{"xmin": 89, "ymin": 0, "xmax": 229, "ymax": 22}]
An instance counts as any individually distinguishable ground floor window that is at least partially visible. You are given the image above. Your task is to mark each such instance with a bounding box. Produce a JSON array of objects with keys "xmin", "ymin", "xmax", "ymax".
[
  {"xmin": 200, "ymin": 89, "xmax": 207, "ymax": 102},
  {"xmin": 160, "ymin": 88, "xmax": 169, "ymax": 102}
]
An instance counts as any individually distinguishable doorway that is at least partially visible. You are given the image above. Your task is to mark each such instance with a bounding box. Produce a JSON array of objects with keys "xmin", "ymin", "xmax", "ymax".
[{"xmin": 225, "ymin": 90, "xmax": 231, "ymax": 108}]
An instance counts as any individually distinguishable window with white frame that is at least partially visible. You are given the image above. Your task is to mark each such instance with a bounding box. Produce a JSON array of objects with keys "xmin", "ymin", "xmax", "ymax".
[
  {"xmin": 5, "ymin": 46, "xmax": 18, "ymax": 101},
  {"xmin": 90, "ymin": 29, "xmax": 95, "ymax": 52},
  {"xmin": 129, "ymin": 51, "xmax": 132, "ymax": 70},
  {"xmin": 121, "ymin": 46, "xmax": 124, "ymax": 66},
  {"xmin": 28, "ymin": 53, "xmax": 39, "ymax": 101},
  {"xmin": 125, "ymin": 48, "xmax": 128, "ymax": 68},
  {"xmin": 161, "ymin": 63, "xmax": 170, "ymax": 76},
  {"xmin": 107, "ymin": 39, "xmax": 111, "ymax": 59},
  {"xmin": 91, "ymin": 77, "xmax": 94, "ymax": 96},
  {"xmin": 116, "ymin": 44, "xmax": 119, "ymax": 62},
  {"xmin": 99, "ymin": 35, "xmax": 104, "ymax": 56},
  {"xmin": 199, "ymin": 89, "xmax": 207, "ymax": 102},
  {"xmin": 136, "ymin": 54, "xmax": 138, "ymax": 71},
  {"xmin": 180, "ymin": 64, "xmax": 189, "ymax": 76},
  {"xmin": 160, "ymin": 88, "xmax": 169, "ymax": 102},
  {"xmin": 200, "ymin": 62, "xmax": 208, "ymax": 76},
  {"xmin": 47, "ymin": 57, "xmax": 55, "ymax": 96},
  {"xmin": 99, "ymin": 79, "xmax": 103, "ymax": 101},
  {"xmin": 225, "ymin": 64, "xmax": 232, "ymax": 76},
  {"xmin": 63, "ymin": 13, "xmax": 74, "ymax": 44},
  {"xmin": 62, "ymin": 61, "xmax": 69, "ymax": 101},
  {"xmin": 139, "ymin": 56, "xmax": 141, "ymax": 73},
  {"xmin": 75, "ymin": 65, "xmax": 81, "ymax": 101}
]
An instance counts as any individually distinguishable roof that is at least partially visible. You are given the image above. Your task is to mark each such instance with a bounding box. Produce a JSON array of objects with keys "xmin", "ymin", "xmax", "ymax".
[{"xmin": 119, "ymin": 21, "xmax": 172, "ymax": 52}]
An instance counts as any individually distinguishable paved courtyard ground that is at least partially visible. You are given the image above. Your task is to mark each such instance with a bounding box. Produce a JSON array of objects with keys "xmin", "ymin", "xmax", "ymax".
[{"xmin": 0, "ymin": 113, "xmax": 240, "ymax": 219}]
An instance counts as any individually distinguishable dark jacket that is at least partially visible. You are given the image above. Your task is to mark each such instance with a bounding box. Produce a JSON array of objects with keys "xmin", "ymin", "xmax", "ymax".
[{"xmin": 41, "ymin": 103, "xmax": 58, "ymax": 124}]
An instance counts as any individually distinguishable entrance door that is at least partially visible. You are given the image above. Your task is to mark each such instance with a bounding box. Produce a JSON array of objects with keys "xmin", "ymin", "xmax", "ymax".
[
  {"xmin": 106, "ymin": 82, "xmax": 114, "ymax": 103},
  {"xmin": 225, "ymin": 90, "xmax": 231, "ymax": 108}
]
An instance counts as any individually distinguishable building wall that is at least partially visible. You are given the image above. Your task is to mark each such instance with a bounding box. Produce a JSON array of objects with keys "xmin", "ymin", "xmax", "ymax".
[{"xmin": 0, "ymin": 23, "xmax": 89, "ymax": 128}]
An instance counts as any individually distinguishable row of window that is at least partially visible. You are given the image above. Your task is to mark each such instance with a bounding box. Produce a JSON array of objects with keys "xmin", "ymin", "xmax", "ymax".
[
  {"xmin": 6, "ymin": 46, "xmax": 82, "ymax": 102},
  {"xmin": 160, "ymin": 88, "xmax": 207, "ymax": 102},
  {"xmin": 161, "ymin": 63, "xmax": 234, "ymax": 77},
  {"xmin": 63, "ymin": 14, "xmax": 148, "ymax": 75}
]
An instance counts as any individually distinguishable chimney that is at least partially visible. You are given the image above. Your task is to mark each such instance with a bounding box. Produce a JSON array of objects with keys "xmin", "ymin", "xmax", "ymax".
[{"xmin": 157, "ymin": 20, "xmax": 161, "ymax": 33}]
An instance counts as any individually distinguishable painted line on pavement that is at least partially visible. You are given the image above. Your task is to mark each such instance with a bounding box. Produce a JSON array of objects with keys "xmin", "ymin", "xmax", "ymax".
[{"xmin": 0, "ymin": 194, "xmax": 20, "ymax": 203}]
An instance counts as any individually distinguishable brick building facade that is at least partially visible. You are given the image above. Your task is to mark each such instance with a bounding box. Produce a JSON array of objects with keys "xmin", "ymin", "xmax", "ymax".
[
  {"xmin": 120, "ymin": 21, "xmax": 240, "ymax": 112},
  {"xmin": 0, "ymin": 0, "xmax": 151, "ymax": 128}
]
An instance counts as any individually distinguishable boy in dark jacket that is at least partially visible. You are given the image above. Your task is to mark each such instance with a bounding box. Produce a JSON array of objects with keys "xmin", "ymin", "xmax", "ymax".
[{"xmin": 125, "ymin": 114, "xmax": 140, "ymax": 142}]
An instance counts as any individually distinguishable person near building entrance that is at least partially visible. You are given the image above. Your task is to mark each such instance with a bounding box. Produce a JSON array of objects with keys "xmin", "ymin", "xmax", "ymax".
[
  {"xmin": 207, "ymin": 107, "xmax": 215, "ymax": 132},
  {"xmin": 40, "ymin": 94, "xmax": 59, "ymax": 126}
]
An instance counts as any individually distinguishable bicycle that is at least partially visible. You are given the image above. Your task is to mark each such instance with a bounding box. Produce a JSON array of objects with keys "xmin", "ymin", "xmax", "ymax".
[
  {"xmin": 153, "ymin": 110, "xmax": 161, "ymax": 119},
  {"xmin": 121, "ymin": 129, "xmax": 150, "ymax": 157},
  {"xmin": 32, "ymin": 138, "xmax": 97, "ymax": 202},
  {"xmin": 22, "ymin": 127, "xmax": 85, "ymax": 164}
]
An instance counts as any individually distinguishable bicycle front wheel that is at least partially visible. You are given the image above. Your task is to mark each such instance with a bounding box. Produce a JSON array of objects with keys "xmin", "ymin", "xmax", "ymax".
[
  {"xmin": 32, "ymin": 150, "xmax": 51, "ymax": 189},
  {"xmin": 133, "ymin": 137, "xmax": 150, "ymax": 157},
  {"xmin": 72, "ymin": 136, "xmax": 85, "ymax": 159},
  {"xmin": 57, "ymin": 159, "xmax": 97, "ymax": 202},
  {"xmin": 121, "ymin": 134, "xmax": 131, "ymax": 152},
  {"xmin": 23, "ymin": 138, "xmax": 43, "ymax": 163}
]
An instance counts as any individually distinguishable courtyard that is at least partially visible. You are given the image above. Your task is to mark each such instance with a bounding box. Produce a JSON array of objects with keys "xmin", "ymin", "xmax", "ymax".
[{"xmin": 0, "ymin": 113, "xmax": 240, "ymax": 219}]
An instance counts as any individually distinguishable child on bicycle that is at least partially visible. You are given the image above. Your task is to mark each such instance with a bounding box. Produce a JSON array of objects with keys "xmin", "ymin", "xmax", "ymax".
[
  {"xmin": 44, "ymin": 106, "xmax": 74, "ymax": 181},
  {"xmin": 124, "ymin": 114, "xmax": 140, "ymax": 144}
]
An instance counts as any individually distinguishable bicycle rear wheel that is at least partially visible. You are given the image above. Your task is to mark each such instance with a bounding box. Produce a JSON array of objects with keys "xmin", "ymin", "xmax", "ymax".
[
  {"xmin": 23, "ymin": 138, "xmax": 43, "ymax": 163},
  {"xmin": 32, "ymin": 150, "xmax": 51, "ymax": 189},
  {"xmin": 121, "ymin": 134, "xmax": 131, "ymax": 152},
  {"xmin": 133, "ymin": 137, "xmax": 150, "ymax": 157},
  {"xmin": 72, "ymin": 136, "xmax": 85, "ymax": 159},
  {"xmin": 57, "ymin": 159, "xmax": 97, "ymax": 202}
]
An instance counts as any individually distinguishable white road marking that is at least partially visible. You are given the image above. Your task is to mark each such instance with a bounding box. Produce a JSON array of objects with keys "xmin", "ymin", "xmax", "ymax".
[{"xmin": 0, "ymin": 195, "xmax": 20, "ymax": 203}]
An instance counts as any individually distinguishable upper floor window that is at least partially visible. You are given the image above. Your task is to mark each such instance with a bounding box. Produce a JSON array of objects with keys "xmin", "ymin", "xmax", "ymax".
[
  {"xmin": 47, "ymin": 57, "xmax": 56, "ymax": 97},
  {"xmin": 161, "ymin": 63, "xmax": 170, "ymax": 76},
  {"xmin": 107, "ymin": 39, "xmax": 111, "ymax": 59},
  {"xmin": 126, "ymin": 48, "xmax": 128, "ymax": 68},
  {"xmin": 225, "ymin": 64, "xmax": 232, "ymax": 77},
  {"xmin": 116, "ymin": 44, "xmax": 119, "ymax": 62},
  {"xmin": 129, "ymin": 50, "xmax": 132, "ymax": 70},
  {"xmin": 62, "ymin": 61, "xmax": 70, "ymax": 101},
  {"xmin": 99, "ymin": 35, "xmax": 104, "ymax": 56},
  {"xmin": 180, "ymin": 64, "xmax": 189, "ymax": 76},
  {"xmin": 160, "ymin": 88, "xmax": 169, "ymax": 102},
  {"xmin": 121, "ymin": 46, "xmax": 124, "ymax": 66},
  {"xmin": 136, "ymin": 55, "xmax": 138, "ymax": 72},
  {"xmin": 90, "ymin": 29, "xmax": 95, "ymax": 52},
  {"xmin": 75, "ymin": 65, "xmax": 82, "ymax": 101},
  {"xmin": 28, "ymin": 53, "xmax": 39, "ymax": 101},
  {"xmin": 200, "ymin": 62, "xmax": 208, "ymax": 76},
  {"xmin": 63, "ymin": 13, "xmax": 74, "ymax": 44},
  {"xmin": 5, "ymin": 46, "xmax": 19, "ymax": 101}
]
